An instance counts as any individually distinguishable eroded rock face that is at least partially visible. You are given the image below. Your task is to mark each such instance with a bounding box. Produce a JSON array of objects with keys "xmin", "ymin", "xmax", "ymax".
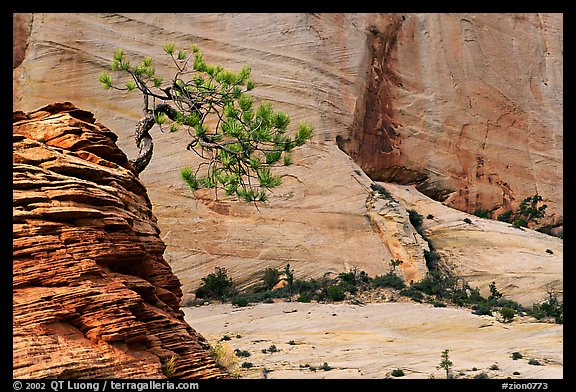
[
  {"xmin": 342, "ymin": 13, "xmax": 563, "ymax": 231},
  {"xmin": 13, "ymin": 102, "xmax": 227, "ymax": 379}
]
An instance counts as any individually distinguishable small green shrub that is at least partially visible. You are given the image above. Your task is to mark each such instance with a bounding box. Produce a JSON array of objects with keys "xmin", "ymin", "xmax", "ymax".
[
  {"xmin": 473, "ymin": 208, "xmax": 492, "ymax": 218},
  {"xmin": 262, "ymin": 267, "xmax": 280, "ymax": 290},
  {"xmin": 234, "ymin": 349, "xmax": 251, "ymax": 358},
  {"xmin": 490, "ymin": 364, "xmax": 500, "ymax": 370},
  {"xmin": 545, "ymin": 248, "xmax": 553, "ymax": 254},
  {"xmin": 326, "ymin": 285, "xmax": 346, "ymax": 301},
  {"xmin": 408, "ymin": 209, "xmax": 424, "ymax": 228},
  {"xmin": 370, "ymin": 183, "xmax": 394, "ymax": 200},
  {"xmin": 319, "ymin": 362, "xmax": 332, "ymax": 371},
  {"xmin": 497, "ymin": 210, "xmax": 513, "ymax": 223},
  {"xmin": 423, "ymin": 250, "xmax": 441, "ymax": 270},
  {"xmin": 296, "ymin": 294, "xmax": 311, "ymax": 303},
  {"xmin": 241, "ymin": 362, "xmax": 253, "ymax": 368},
  {"xmin": 463, "ymin": 218, "xmax": 473, "ymax": 224},
  {"xmin": 472, "ymin": 305, "xmax": 493, "ymax": 316},
  {"xmin": 262, "ymin": 344, "xmax": 279, "ymax": 354},
  {"xmin": 371, "ymin": 273, "xmax": 406, "ymax": 290},
  {"xmin": 474, "ymin": 372, "xmax": 490, "ymax": 379},
  {"xmin": 391, "ymin": 368, "xmax": 405, "ymax": 377},
  {"xmin": 513, "ymin": 371, "xmax": 520, "ymax": 375},
  {"xmin": 231, "ymin": 296, "xmax": 249, "ymax": 307},
  {"xmin": 400, "ymin": 286, "xmax": 424, "ymax": 302},
  {"xmin": 528, "ymin": 358, "xmax": 541, "ymax": 366},
  {"xmin": 161, "ymin": 355, "xmax": 178, "ymax": 378},
  {"xmin": 511, "ymin": 352, "xmax": 523, "ymax": 360},
  {"xmin": 529, "ymin": 290, "xmax": 563, "ymax": 324},
  {"xmin": 500, "ymin": 307, "xmax": 515, "ymax": 323},
  {"xmin": 195, "ymin": 267, "xmax": 234, "ymax": 300}
]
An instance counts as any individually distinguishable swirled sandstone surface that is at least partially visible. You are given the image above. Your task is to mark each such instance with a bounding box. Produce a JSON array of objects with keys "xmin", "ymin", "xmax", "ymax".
[{"xmin": 13, "ymin": 102, "xmax": 227, "ymax": 379}]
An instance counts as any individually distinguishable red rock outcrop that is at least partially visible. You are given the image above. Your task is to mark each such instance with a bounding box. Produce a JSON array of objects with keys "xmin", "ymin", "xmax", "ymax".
[
  {"xmin": 13, "ymin": 102, "xmax": 227, "ymax": 379},
  {"xmin": 341, "ymin": 13, "xmax": 563, "ymax": 232}
]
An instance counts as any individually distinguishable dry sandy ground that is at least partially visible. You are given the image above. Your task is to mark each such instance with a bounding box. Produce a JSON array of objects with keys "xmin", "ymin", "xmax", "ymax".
[{"xmin": 184, "ymin": 301, "xmax": 562, "ymax": 379}]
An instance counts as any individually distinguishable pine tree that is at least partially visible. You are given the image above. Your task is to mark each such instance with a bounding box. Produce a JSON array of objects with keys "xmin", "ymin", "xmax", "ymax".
[
  {"xmin": 437, "ymin": 349, "xmax": 453, "ymax": 379},
  {"xmin": 99, "ymin": 43, "xmax": 313, "ymax": 202}
]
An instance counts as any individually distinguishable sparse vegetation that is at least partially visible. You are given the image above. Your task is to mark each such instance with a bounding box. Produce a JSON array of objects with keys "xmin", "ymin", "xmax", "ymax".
[
  {"xmin": 191, "ymin": 264, "xmax": 560, "ymax": 329},
  {"xmin": 234, "ymin": 349, "xmax": 251, "ymax": 358},
  {"xmin": 463, "ymin": 217, "xmax": 472, "ymax": 224},
  {"xmin": 528, "ymin": 358, "xmax": 542, "ymax": 366},
  {"xmin": 261, "ymin": 344, "xmax": 279, "ymax": 354},
  {"xmin": 545, "ymin": 248, "xmax": 554, "ymax": 254},
  {"xmin": 262, "ymin": 267, "xmax": 280, "ymax": 290},
  {"xmin": 408, "ymin": 209, "xmax": 424, "ymax": 228},
  {"xmin": 498, "ymin": 195, "xmax": 548, "ymax": 229},
  {"xmin": 161, "ymin": 355, "xmax": 178, "ymax": 378},
  {"xmin": 319, "ymin": 362, "xmax": 333, "ymax": 371},
  {"xmin": 474, "ymin": 372, "xmax": 490, "ymax": 379},
  {"xmin": 208, "ymin": 341, "xmax": 239, "ymax": 376},
  {"xmin": 473, "ymin": 208, "xmax": 493, "ymax": 219},
  {"xmin": 528, "ymin": 287, "xmax": 563, "ymax": 324},
  {"xmin": 391, "ymin": 368, "xmax": 405, "ymax": 377},
  {"xmin": 500, "ymin": 307, "xmax": 516, "ymax": 323},
  {"xmin": 490, "ymin": 364, "xmax": 500, "ymax": 370},
  {"xmin": 195, "ymin": 266, "xmax": 234, "ymax": 301},
  {"xmin": 511, "ymin": 352, "xmax": 523, "ymax": 360},
  {"xmin": 437, "ymin": 349, "xmax": 453, "ymax": 379},
  {"xmin": 370, "ymin": 183, "xmax": 394, "ymax": 200}
]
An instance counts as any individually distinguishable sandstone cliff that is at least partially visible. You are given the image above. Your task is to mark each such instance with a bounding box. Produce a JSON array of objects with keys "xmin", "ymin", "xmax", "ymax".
[
  {"xmin": 12, "ymin": 13, "xmax": 563, "ymax": 230},
  {"xmin": 12, "ymin": 13, "xmax": 562, "ymax": 300},
  {"xmin": 13, "ymin": 102, "xmax": 227, "ymax": 379}
]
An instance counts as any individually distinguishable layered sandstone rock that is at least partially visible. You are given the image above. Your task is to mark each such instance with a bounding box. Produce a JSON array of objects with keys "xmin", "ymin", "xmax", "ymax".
[
  {"xmin": 381, "ymin": 182, "xmax": 563, "ymax": 307},
  {"xmin": 13, "ymin": 102, "xmax": 227, "ymax": 379}
]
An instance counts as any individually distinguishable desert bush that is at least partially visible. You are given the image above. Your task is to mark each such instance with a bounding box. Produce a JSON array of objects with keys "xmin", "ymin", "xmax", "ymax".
[
  {"xmin": 262, "ymin": 267, "xmax": 280, "ymax": 290},
  {"xmin": 371, "ymin": 273, "xmax": 406, "ymax": 290},
  {"xmin": 326, "ymin": 285, "xmax": 346, "ymax": 301},
  {"xmin": 529, "ymin": 288, "xmax": 563, "ymax": 324},
  {"xmin": 234, "ymin": 349, "xmax": 251, "ymax": 358},
  {"xmin": 500, "ymin": 307, "xmax": 515, "ymax": 323},
  {"xmin": 391, "ymin": 368, "xmax": 405, "ymax": 377},
  {"xmin": 408, "ymin": 209, "xmax": 424, "ymax": 229},
  {"xmin": 195, "ymin": 267, "xmax": 234, "ymax": 300},
  {"xmin": 231, "ymin": 296, "xmax": 249, "ymax": 307},
  {"xmin": 161, "ymin": 355, "xmax": 178, "ymax": 378},
  {"xmin": 100, "ymin": 44, "xmax": 313, "ymax": 200},
  {"xmin": 473, "ymin": 208, "xmax": 492, "ymax": 218}
]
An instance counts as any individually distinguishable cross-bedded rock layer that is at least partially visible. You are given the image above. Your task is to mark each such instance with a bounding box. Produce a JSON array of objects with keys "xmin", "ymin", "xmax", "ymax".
[{"xmin": 13, "ymin": 102, "xmax": 227, "ymax": 379}]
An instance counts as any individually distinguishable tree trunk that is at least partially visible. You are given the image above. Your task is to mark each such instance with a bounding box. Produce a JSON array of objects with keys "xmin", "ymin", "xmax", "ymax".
[{"xmin": 129, "ymin": 103, "xmax": 178, "ymax": 173}]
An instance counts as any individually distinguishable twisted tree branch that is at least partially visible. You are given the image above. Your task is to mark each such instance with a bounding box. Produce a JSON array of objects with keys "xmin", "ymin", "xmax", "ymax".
[{"xmin": 129, "ymin": 103, "xmax": 178, "ymax": 173}]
